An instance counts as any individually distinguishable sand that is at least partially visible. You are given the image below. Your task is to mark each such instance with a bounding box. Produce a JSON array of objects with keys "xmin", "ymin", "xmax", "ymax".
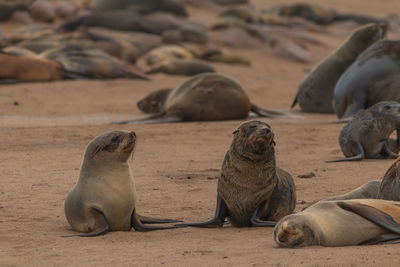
[{"xmin": 1, "ymin": 0, "xmax": 400, "ymax": 266}]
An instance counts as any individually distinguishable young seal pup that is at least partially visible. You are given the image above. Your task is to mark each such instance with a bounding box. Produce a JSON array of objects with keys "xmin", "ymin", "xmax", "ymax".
[
  {"xmin": 333, "ymin": 40, "xmax": 400, "ymax": 119},
  {"xmin": 64, "ymin": 130, "xmax": 183, "ymax": 237},
  {"xmin": 181, "ymin": 120, "xmax": 296, "ymax": 227},
  {"xmin": 291, "ymin": 23, "xmax": 386, "ymax": 113},
  {"xmin": 274, "ymin": 199, "xmax": 400, "ymax": 247},
  {"xmin": 327, "ymin": 101, "xmax": 400, "ymax": 162},
  {"xmin": 117, "ymin": 73, "xmax": 292, "ymax": 124}
]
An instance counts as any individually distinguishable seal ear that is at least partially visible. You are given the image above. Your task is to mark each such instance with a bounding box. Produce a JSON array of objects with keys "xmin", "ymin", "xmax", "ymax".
[{"xmin": 232, "ymin": 129, "xmax": 239, "ymax": 135}]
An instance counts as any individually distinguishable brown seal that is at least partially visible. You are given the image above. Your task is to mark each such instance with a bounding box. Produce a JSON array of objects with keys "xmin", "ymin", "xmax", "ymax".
[
  {"xmin": 274, "ymin": 199, "xmax": 400, "ymax": 247},
  {"xmin": 327, "ymin": 101, "xmax": 400, "ymax": 162},
  {"xmin": 379, "ymin": 157, "xmax": 400, "ymax": 201},
  {"xmin": 0, "ymin": 51, "xmax": 66, "ymax": 82},
  {"xmin": 181, "ymin": 121, "xmax": 296, "ymax": 227},
  {"xmin": 291, "ymin": 23, "xmax": 387, "ymax": 113},
  {"xmin": 118, "ymin": 73, "xmax": 292, "ymax": 124},
  {"xmin": 146, "ymin": 58, "xmax": 216, "ymax": 76},
  {"xmin": 64, "ymin": 130, "xmax": 184, "ymax": 237},
  {"xmin": 333, "ymin": 40, "xmax": 400, "ymax": 119}
]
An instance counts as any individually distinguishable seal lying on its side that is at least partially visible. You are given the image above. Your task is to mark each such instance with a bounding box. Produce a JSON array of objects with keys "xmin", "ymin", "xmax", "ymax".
[
  {"xmin": 274, "ymin": 199, "xmax": 400, "ymax": 247},
  {"xmin": 118, "ymin": 73, "xmax": 293, "ymax": 124},
  {"xmin": 291, "ymin": 23, "xmax": 386, "ymax": 113},
  {"xmin": 64, "ymin": 130, "xmax": 183, "ymax": 237},
  {"xmin": 327, "ymin": 101, "xmax": 400, "ymax": 162},
  {"xmin": 181, "ymin": 121, "xmax": 296, "ymax": 227},
  {"xmin": 333, "ymin": 40, "xmax": 400, "ymax": 119}
]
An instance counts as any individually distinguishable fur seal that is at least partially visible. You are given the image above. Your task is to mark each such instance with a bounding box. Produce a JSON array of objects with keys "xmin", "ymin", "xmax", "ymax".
[
  {"xmin": 64, "ymin": 130, "xmax": 184, "ymax": 237},
  {"xmin": 327, "ymin": 101, "xmax": 400, "ymax": 162},
  {"xmin": 146, "ymin": 58, "xmax": 215, "ymax": 76},
  {"xmin": 118, "ymin": 73, "xmax": 291, "ymax": 124},
  {"xmin": 333, "ymin": 40, "xmax": 400, "ymax": 119},
  {"xmin": 379, "ymin": 157, "xmax": 400, "ymax": 201},
  {"xmin": 322, "ymin": 180, "xmax": 381, "ymax": 201},
  {"xmin": 41, "ymin": 46, "xmax": 149, "ymax": 80},
  {"xmin": 291, "ymin": 23, "xmax": 387, "ymax": 113},
  {"xmin": 274, "ymin": 199, "xmax": 400, "ymax": 247},
  {"xmin": 0, "ymin": 51, "xmax": 66, "ymax": 82},
  {"xmin": 0, "ymin": 2, "xmax": 27, "ymax": 22},
  {"xmin": 181, "ymin": 121, "xmax": 296, "ymax": 227}
]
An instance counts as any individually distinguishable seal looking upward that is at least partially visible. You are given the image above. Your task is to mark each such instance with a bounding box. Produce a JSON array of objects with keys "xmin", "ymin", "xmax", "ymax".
[
  {"xmin": 64, "ymin": 130, "xmax": 183, "ymax": 237},
  {"xmin": 274, "ymin": 199, "xmax": 400, "ymax": 247},
  {"xmin": 182, "ymin": 120, "xmax": 296, "ymax": 228},
  {"xmin": 291, "ymin": 22, "xmax": 386, "ymax": 113},
  {"xmin": 327, "ymin": 101, "xmax": 400, "ymax": 162}
]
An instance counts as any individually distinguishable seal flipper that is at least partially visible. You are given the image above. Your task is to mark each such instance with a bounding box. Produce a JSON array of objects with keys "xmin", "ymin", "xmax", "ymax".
[
  {"xmin": 290, "ymin": 94, "xmax": 298, "ymax": 108},
  {"xmin": 179, "ymin": 196, "xmax": 229, "ymax": 228},
  {"xmin": 137, "ymin": 214, "xmax": 182, "ymax": 224},
  {"xmin": 131, "ymin": 209, "xmax": 187, "ymax": 231},
  {"xmin": 250, "ymin": 205, "xmax": 276, "ymax": 227},
  {"xmin": 326, "ymin": 142, "xmax": 365, "ymax": 163},
  {"xmin": 250, "ymin": 104, "xmax": 288, "ymax": 118},
  {"xmin": 113, "ymin": 111, "xmax": 184, "ymax": 125},
  {"xmin": 62, "ymin": 208, "xmax": 109, "ymax": 237},
  {"xmin": 338, "ymin": 201, "xmax": 400, "ymax": 237},
  {"xmin": 360, "ymin": 233, "xmax": 400, "ymax": 245}
]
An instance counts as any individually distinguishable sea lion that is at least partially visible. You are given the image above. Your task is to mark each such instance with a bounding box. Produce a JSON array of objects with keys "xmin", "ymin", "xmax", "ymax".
[
  {"xmin": 181, "ymin": 121, "xmax": 296, "ymax": 227},
  {"xmin": 41, "ymin": 46, "xmax": 149, "ymax": 80},
  {"xmin": 274, "ymin": 199, "xmax": 400, "ymax": 247},
  {"xmin": 118, "ymin": 73, "xmax": 291, "ymax": 124},
  {"xmin": 146, "ymin": 58, "xmax": 216, "ymax": 76},
  {"xmin": 64, "ymin": 130, "xmax": 184, "ymax": 237},
  {"xmin": 90, "ymin": 0, "xmax": 188, "ymax": 17},
  {"xmin": 0, "ymin": 51, "xmax": 66, "ymax": 82},
  {"xmin": 291, "ymin": 22, "xmax": 387, "ymax": 113},
  {"xmin": 333, "ymin": 40, "xmax": 400, "ymax": 119},
  {"xmin": 327, "ymin": 101, "xmax": 400, "ymax": 162},
  {"xmin": 379, "ymin": 157, "xmax": 400, "ymax": 201}
]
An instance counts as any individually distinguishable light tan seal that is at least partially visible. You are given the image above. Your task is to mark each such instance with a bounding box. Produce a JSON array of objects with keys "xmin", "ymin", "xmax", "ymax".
[
  {"xmin": 274, "ymin": 199, "xmax": 400, "ymax": 247},
  {"xmin": 117, "ymin": 73, "xmax": 292, "ymax": 124},
  {"xmin": 64, "ymin": 130, "xmax": 183, "ymax": 237},
  {"xmin": 182, "ymin": 121, "xmax": 296, "ymax": 227},
  {"xmin": 291, "ymin": 23, "xmax": 387, "ymax": 113}
]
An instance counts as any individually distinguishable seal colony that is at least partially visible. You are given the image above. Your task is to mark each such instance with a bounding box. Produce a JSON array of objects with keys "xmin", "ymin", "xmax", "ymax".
[
  {"xmin": 182, "ymin": 121, "xmax": 296, "ymax": 227},
  {"xmin": 64, "ymin": 130, "xmax": 183, "ymax": 237}
]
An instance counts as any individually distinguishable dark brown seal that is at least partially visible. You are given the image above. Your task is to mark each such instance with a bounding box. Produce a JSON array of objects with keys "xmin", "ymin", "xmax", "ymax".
[
  {"xmin": 181, "ymin": 121, "xmax": 296, "ymax": 227},
  {"xmin": 333, "ymin": 40, "xmax": 400, "ymax": 119},
  {"xmin": 118, "ymin": 73, "xmax": 292, "ymax": 124},
  {"xmin": 327, "ymin": 101, "xmax": 400, "ymax": 162},
  {"xmin": 291, "ymin": 23, "xmax": 386, "ymax": 113},
  {"xmin": 274, "ymin": 199, "xmax": 400, "ymax": 247},
  {"xmin": 64, "ymin": 130, "xmax": 184, "ymax": 237}
]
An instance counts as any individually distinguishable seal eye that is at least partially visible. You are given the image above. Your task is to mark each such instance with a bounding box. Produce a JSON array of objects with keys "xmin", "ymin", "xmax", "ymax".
[
  {"xmin": 249, "ymin": 125, "xmax": 257, "ymax": 129},
  {"xmin": 111, "ymin": 136, "xmax": 120, "ymax": 143},
  {"xmin": 385, "ymin": 105, "xmax": 391, "ymax": 110}
]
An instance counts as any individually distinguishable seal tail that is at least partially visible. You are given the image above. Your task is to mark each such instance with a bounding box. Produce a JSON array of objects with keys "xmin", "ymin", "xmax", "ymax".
[{"xmin": 112, "ymin": 112, "xmax": 183, "ymax": 125}]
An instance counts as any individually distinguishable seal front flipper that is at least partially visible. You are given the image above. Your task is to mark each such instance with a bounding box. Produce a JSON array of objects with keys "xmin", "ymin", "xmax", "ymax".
[
  {"xmin": 250, "ymin": 207, "xmax": 276, "ymax": 227},
  {"xmin": 182, "ymin": 196, "xmax": 229, "ymax": 228},
  {"xmin": 62, "ymin": 208, "xmax": 109, "ymax": 237},
  {"xmin": 113, "ymin": 112, "xmax": 184, "ymax": 125},
  {"xmin": 131, "ymin": 210, "xmax": 187, "ymax": 231},
  {"xmin": 137, "ymin": 214, "xmax": 182, "ymax": 224},
  {"xmin": 290, "ymin": 94, "xmax": 298, "ymax": 108},
  {"xmin": 338, "ymin": 201, "xmax": 400, "ymax": 235}
]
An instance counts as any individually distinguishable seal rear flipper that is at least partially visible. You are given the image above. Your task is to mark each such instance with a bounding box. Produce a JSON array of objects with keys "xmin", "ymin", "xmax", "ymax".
[
  {"xmin": 131, "ymin": 210, "xmax": 187, "ymax": 231},
  {"xmin": 250, "ymin": 206, "xmax": 276, "ymax": 227},
  {"xmin": 338, "ymin": 201, "xmax": 400, "ymax": 235},
  {"xmin": 250, "ymin": 104, "xmax": 292, "ymax": 118},
  {"xmin": 62, "ymin": 209, "xmax": 109, "ymax": 237},
  {"xmin": 359, "ymin": 233, "xmax": 400, "ymax": 245},
  {"xmin": 112, "ymin": 112, "xmax": 184, "ymax": 125},
  {"xmin": 137, "ymin": 214, "xmax": 182, "ymax": 224},
  {"xmin": 326, "ymin": 142, "xmax": 365, "ymax": 163},
  {"xmin": 290, "ymin": 94, "xmax": 298, "ymax": 108},
  {"xmin": 179, "ymin": 196, "xmax": 228, "ymax": 228}
]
